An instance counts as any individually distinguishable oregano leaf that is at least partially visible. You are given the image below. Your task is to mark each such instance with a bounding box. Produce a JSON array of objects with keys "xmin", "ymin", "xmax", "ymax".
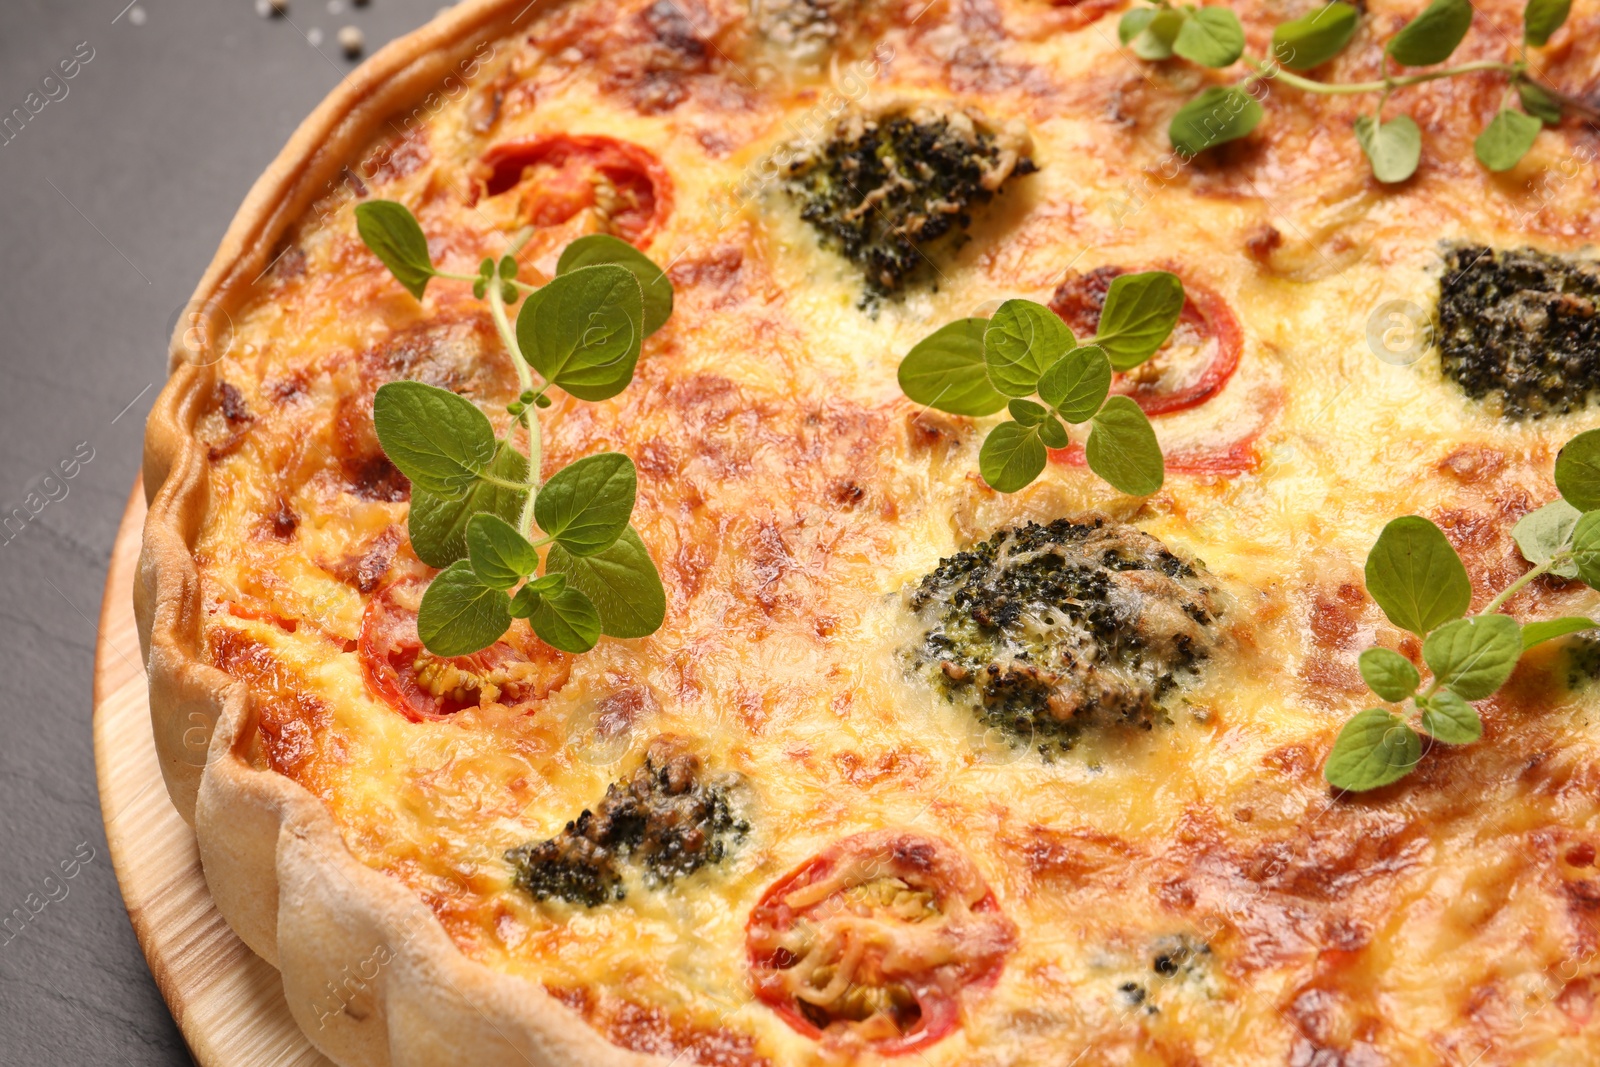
[
  {"xmin": 1119, "ymin": 7, "xmax": 1158, "ymax": 44},
  {"xmin": 1512, "ymin": 499, "xmax": 1580, "ymax": 578},
  {"xmin": 354, "ymin": 200, "xmax": 435, "ymax": 300},
  {"xmin": 1475, "ymin": 109, "xmax": 1542, "ymax": 172},
  {"xmin": 1002, "ymin": 398, "xmax": 1062, "ymax": 447},
  {"xmin": 985, "ymin": 299, "xmax": 1074, "ymax": 397},
  {"xmin": 1385, "ymin": 0, "xmax": 1473, "ymax": 66},
  {"xmin": 1358, "ymin": 647, "xmax": 1421, "ymax": 702},
  {"xmin": 1085, "ymin": 396, "xmax": 1164, "ymax": 496},
  {"xmin": 1355, "ymin": 114, "xmax": 1422, "ymax": 184},
  {"xmin": 516, "ymin": 263, "xmax": 645, "ymax": 402},
  {"xmin": 1523, "ymin": 0, "xmax": 1571, "ymax": 46},
  {"xmin": 528, "ymin": 585, "xmax": 603, "ymax": 654},
  {"xmin": 1522, "ymin": 616, "xmax": 1597, "ymax": 649},
  {"xmin": 556, "ymin": 234, "xmax": 674, "ymax": 336},
  {"xmin": 508, "ymin": 573, "xmax": 567, "ymax": 619},
  {"xmin": 466, "ymin": 514, "xmax": 540, "ymax": 590},
  {"xmin": 1556, "ymin": 429, "xmax": 1600, "ymax": 510},
  {"xmin": 1007, "ymin": 398, "xmax": 1052, "ymax": 427},
  {"xmin": 1324, "ymin": 708, "xmax": 1422, "ymax": 791},
  {"xmin": 1128, "ymin": 7, "xmax": 1188, "ymax": 59},
  {"xmin": 1169, "ymin": 86, "xmax": 1264, "ymax": 157},
  {"xmin": 546, "ymin": 526, "xmax": 665, "ymax": 639},
  {"xmin": 407, "ymin": 444, "xmax": 528, "ymax": 569},
  {"xmin": 979, "ymin": 421, "xmax": 1048, "ymax": 493},
  {"xmin": 1517, "ymin": 80, "xmax": 1563, "ymax": 125},
  {"xmin": 535, "ymin": 453, "xmax": 637, "ymax": 557},
  {"xmin": 1364, "ymin": 516, "xmax": 1471, "ymax": 636},
  {"xmin": 416, "ymin": 561, "xmax": 512, "ymax": 657},
  {"xmin": 1570, "ymin": 510, "xmax": 1600, "ymax": 590},
  {"xmin": 898, "ymin": 318, "xmax": 1007, "ymax": 417},
  {"xmin": 1173, "ymin": 7, "xmax": 1246, "ymax": 67},
  {"xmin": 1421, "ymin": 614, "xmax": 1523, "ymax": 700},
  {"xmin": 372, "ymin": 381, "xmax": 499, "ymax": 496},
  {"xmin": 1419, "ymin": 690, "xmax": 1483, "ymax": 744},
  {"xmin": 1037, "ymin": 414, "xmax": 1069, "ymax": 450},
  {"xmin": 1038, "ymin": 344, "xmax": 1113, "ymax": 423},
  {"xmin": 1272, "ymin": 2, "xmax": 1360, "ymax": 70},
  {"xmin": 1092, "ymin": 271, "xmax": 1186, "ymax": 369}
]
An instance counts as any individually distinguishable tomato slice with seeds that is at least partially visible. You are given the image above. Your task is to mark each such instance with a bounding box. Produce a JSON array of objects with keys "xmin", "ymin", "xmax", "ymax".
[
  {"xmin": 1049, "ymin": 266, "xmax": 1242, "ymax": 417},
  {"xmin": 475, "ymin": 135, "xmax": 672, "ymax": 246},
  {"xmin": 357, "ymin": 578, "xmax": 569, "ymax": 722},
  {"xmin": 747, "ymin": 831, "xmax": 1016, "ymax": 1057}
]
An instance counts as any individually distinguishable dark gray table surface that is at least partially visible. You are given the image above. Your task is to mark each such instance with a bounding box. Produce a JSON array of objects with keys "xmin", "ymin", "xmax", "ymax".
[{"xmin": 0, "ymin": 2, "xmax": 447, "ymax": 1061}]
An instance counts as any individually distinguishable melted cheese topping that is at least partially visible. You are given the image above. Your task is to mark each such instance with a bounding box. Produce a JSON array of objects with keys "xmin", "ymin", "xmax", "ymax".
[{"xmin": 192, "ymin": 0, "xmax": 1600, "ymax": 1062}]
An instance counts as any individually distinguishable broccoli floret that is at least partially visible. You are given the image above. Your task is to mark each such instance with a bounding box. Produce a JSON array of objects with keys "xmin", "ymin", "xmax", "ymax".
[
  {"xmin": 1115, "ymin": 934, "xmax": 1215, "ymax": 1014},
  {"xmin": 1149, "ymin": 934, "xmax": 1211, "ymax": 981},
  {"xmin": 1438, "ymin": 244, "xmax": 1600, "ymax": 419},
  {"xmin": 1560, "ymin": 633, "xmax": 1600, "ymax": 690},
  {"xmin": 506, "ymin": 808, "xmax": 627, "ymax": 907},
  {"xmin": 753, "ymin": 0, "xmax": 850, "ymax": 61},
  {"xmin": 905, "ymin": 519, "xmax": 1225, "ymax": 755},
  {"xmin": 506, "ymin": 740, "xmax": 748, "ymax": 907},
  {"xmin": 783, "ymin": 104, "xmax": 1035, "ymax": 296}
]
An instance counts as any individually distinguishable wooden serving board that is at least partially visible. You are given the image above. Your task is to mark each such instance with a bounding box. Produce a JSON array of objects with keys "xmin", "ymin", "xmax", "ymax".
[{"xmin": 93, "ymin": 480, "xmax": 334, "ymax": 1067}]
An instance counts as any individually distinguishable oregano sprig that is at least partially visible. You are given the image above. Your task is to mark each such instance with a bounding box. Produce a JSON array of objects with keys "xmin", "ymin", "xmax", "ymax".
[
  {"xmin": 354, "ymin": 200, "xmax": 671, "ymax": 658},
  {"xmin": 897, "ymin": 272, "xmax": 1184, "ymax": 495},
  {"xmin": 1121, "ymin": 0, "xmax": 1590, "ymax": 182},
  {"xmin": 1325, "ymin": 430, "xmax": 1600, "ymax": 791}
]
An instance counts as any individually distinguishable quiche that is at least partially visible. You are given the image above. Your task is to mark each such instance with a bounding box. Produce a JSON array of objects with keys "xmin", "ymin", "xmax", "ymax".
[{"xmin": 136, "ymin": 0, "xmax": 1600, "ymax": 1064}]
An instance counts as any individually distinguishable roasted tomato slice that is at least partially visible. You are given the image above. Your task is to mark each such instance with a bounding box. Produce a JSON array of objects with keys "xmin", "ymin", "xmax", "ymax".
[
  {"xmin": 475, "ymin": 135, "xmax": 672, "ymax": 246},
  {"xmin": 357, "ymin": 578, "xmax": 569, "ymax": 721},
  {"xmin": 747, "ymin": 831, "xmax": 1017, "ymax": 1056},
  {"xmin": 1049, "ymin": 266, "xmax": 1242, "ymax": 417}
]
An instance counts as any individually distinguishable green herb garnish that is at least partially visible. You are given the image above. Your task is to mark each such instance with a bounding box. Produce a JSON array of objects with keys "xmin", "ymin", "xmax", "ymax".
[
  {"xmin": 354, "ymin": 200, "xmax": 670, "ymax": 657},
  {"xmin": 898, "ymin": 273, "xmax": 1183, "ymax": 495},
  {"xmin": 1120, "ymin": 0, "xmax": 1593, "ymax": 182},
  {"xmin": 1325, "ymin": 430, "xmax": 1600, "ymax": 790}
]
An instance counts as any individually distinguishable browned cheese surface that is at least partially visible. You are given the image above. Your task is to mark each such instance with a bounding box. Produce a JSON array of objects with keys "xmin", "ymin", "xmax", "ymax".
[{"xmin": 189, "ymin": 1, "xmax": 1600, "ymax": 1062}]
